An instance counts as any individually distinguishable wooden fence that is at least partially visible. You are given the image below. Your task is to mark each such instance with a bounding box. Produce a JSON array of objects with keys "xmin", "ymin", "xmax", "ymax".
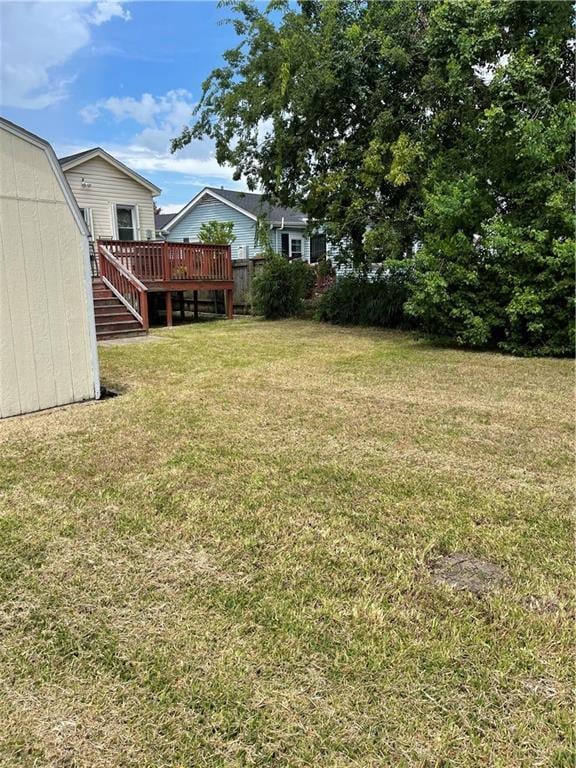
[
  {"xmin": 194, "ymin": 256, "xmax": 267, "ymax": 315},
  {"xmin": 232, "ymin": 256, "xmax": 266, "ymax": 312}
]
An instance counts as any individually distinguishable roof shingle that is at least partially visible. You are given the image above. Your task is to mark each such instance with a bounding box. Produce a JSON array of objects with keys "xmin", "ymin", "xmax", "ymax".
[
  {"xmin": 58, "ymin": 148, "xmax": 100, "ymax": 166},
  {"xmin": 205, "ymin": 187, "xmax": 306, "ymax": 225},
  {"xmin": 155, "ymin": 213, "xmax": 175, "ymax": 230}
]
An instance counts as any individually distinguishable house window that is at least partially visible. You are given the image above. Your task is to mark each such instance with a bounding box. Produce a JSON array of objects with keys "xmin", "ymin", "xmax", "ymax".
[
  {"xmin": 79, "ymin": 207, "xmax": 93, "ymax": 238},
  {"xmin": 290, "ymin": 238, "xmax": 302, "ymax": 260},
  {"xmin": 116, "ymin": 206, "xmax": 135, "ymax": 241},
  {"xmin": 281, "ymin": 233, "xmax": 290, "ymax": 259},
  {"xmin": 310, "ymin": 234, "xmax": 326, "ymax": 264},
  {"xmin": 183, "ymin": 238, "xmax": 190, "ymax": 243}
]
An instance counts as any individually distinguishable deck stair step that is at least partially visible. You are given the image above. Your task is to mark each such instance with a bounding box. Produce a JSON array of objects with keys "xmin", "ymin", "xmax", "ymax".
[
  {"xmin": 91, "ymin": 277, "xmax": 147, "ymax": 341},
  {"xmin": 94, "ymin": 306, "xmax": 131, "ymax": 317},
  {"xmin": 97, "ymin": 328, "xmax": 147, "ymax": 341}
]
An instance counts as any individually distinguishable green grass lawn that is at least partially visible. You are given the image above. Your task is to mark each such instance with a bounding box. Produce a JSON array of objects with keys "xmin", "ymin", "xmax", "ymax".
[{"xmin": 0, "ymin": 318, "xmax": 573, "ymax": 767}]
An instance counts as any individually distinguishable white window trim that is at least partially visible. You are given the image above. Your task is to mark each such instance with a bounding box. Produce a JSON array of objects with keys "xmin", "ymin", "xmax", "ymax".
[
  {"xmin": 290, "ymin": 235, "xmax": 303, "ymax": 259},
  {"xmin": 112, "ymin": 203, "xmax": 140, "ymax": 240},
  {"xmin": 80, "ymin": 207, "xmax": 94, "ymax": 238}
]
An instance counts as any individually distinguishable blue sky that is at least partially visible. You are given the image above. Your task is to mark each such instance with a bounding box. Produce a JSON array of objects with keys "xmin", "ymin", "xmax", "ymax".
[{"xmin": 0, "ymin": 1, "xmax": 260, "ymax": 212}]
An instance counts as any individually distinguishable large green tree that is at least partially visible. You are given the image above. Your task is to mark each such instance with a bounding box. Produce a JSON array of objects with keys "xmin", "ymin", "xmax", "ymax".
[
  {"xmin": 173, "ymin": 0, "xmax": 574, "ymax": 355},
  {"xmin": 407, "ymin": 0, "xmax": 575, "ymax": 355},
  {"xmin": 173, "ymin": 0, "xmax": 428, "ymax": 263}
]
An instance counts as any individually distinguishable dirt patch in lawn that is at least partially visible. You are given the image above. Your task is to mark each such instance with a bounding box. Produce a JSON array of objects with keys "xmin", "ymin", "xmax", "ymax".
[{"xmin": 429, "ymin": 553, "xmax": 509, "ymax": 594}]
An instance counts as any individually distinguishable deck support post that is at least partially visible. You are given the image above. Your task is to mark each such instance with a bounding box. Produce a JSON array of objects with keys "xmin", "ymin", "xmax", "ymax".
[
  {"xmin": 193, "ymin": 290, "xmax": 199, "ymax": 320},
  {"xmin": 165, "ymin": 291, "xmax": 172, "ymax": 327},
  {"xmin": 225, "ymin": 288, "xmax": 234, "ymax": 320}
]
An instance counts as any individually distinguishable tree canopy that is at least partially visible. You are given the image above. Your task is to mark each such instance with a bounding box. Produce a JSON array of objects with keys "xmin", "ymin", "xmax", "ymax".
[
  {"xmin": 197, "ymin": 220, "xmax": 237, "ymax": 245},
  {"xmin": 173, "ymin": 0, "xmax": 574, "ymax": 355}
]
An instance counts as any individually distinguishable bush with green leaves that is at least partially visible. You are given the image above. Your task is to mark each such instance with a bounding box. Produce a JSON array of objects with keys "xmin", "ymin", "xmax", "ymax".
[
  {"xmin": 197, "ymin": 220, "xmax": 236, "ymax": 245},
  {"xmin": 251, "ymin": 255, "xmax": 314, "ymax": 319},
  {"xmin": 402, "ymin": 3, "xmax": 575, "ymax": 357},
  {"xmin": 317, "ymin": 272, "xmax": 408, "ymax": 328}
]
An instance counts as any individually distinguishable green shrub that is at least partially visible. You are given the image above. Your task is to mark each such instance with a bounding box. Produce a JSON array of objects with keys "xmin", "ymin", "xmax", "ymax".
[
  {"xmin": 317, "ymin": 271, "xmax": 408, "ymax": 328},
  {"xmin": 252, "ymin": 255, "xmax": 314, "ymax": 318},
  {"xmin": 197, "ymin": 220, "xmax": 236, "ymax": 244},
  {"xmin": 317, "ymin": 256, "xmax": 336, "ymax": 280}
]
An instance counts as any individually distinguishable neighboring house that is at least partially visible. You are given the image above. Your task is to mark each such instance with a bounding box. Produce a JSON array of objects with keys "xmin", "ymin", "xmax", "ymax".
[
  {"xmin": 58, "ymin": 147, "xmax": 161, "ymax": 242},
  {"xmin": 163, "ymin": 186, "xmax": 327, "ymax": 263},
  {"xmin": 0, "ymin": 117, "xmax": 100, "ymax": 418}
]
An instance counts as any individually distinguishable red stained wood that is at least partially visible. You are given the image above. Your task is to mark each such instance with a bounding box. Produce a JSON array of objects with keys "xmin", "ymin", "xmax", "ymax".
[
  {"xmin": 96, "ymin": 240, "xmax": 234, "ymax": 328},
  {"xmin": 98, "ymin": 240, "xmax": 232, "ymax": 284},
  {"xmin": 98, "ymin": 243, "xmax": 149, "ymax": 331},
  {"xmin": 226, "ymin": 288, "xmax": 234, "ymax": 319},
  {"xmin": 143, "ymin": 280, "xmax": 233, "ymax": 292},
  {"xmin": 165, "ymin": 291, "xmax": 172, "ymax": 327}
]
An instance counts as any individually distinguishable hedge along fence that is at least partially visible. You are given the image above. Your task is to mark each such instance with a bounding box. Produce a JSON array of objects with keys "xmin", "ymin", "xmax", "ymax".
[
  {"xmin": 233, "ymin": 255, "xmax": 316, "ymax": 317},
  {"xmin": 181, "ymin": 255, "xmax": 314, "ymax": 318},
  {"xmin": 251, "ymin": 255, "xmax": 316, "ymax": 319},
  {"xmin": 316, "ymin": 272, "xmax": 409, "ymax": 328}
]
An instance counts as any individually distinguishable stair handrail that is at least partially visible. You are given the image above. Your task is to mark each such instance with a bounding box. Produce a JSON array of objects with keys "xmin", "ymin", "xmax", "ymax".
[
  {"xmin": 98, "ymin": 242, "xmax": 149, "ymax": 330},
  {"xmin": 98, "ymin": 243, "xmax": 148, "ymax": 291}
]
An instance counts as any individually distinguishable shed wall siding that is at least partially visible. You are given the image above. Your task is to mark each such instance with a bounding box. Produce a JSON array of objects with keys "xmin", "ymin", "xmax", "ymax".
[
  {"xmin": 168, "ymin": 195, "xmax": 257, "ymax": 259},
  {"xmin": 0, "ymin": 128, "xmax": 98, "ymax": 417},
  {"xmin": 63, "ymin": 156, "xmax": 156, "ymax": 241}
]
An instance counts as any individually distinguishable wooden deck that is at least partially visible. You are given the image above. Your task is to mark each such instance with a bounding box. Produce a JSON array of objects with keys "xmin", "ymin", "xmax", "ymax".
[{"xmin": 96, "ymin": 240, "xmax": 234, "ymax": 331}]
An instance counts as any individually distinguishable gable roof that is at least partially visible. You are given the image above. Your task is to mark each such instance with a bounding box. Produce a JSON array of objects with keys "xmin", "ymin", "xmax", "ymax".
[
  {"xmin": 210, "ymin": 187, "xmax": 307, "ymax": 225},
  {"xmin": 0, "ymin": 116, "xmax": 89, "ymax": 238},
  {"xmin": 164, "ymin": 186, "xmax": 307, "ymax": 231},
  {"xmin": 58, "ymin": 148, "xmax": 96, "ymax": 166},
  {"xmin": 58, "ymin": 147, "xmax": 161, "ymax": 196},
  {"xmin": 155, "ymin": 212, "xmax": 175, "ymax": 231}
]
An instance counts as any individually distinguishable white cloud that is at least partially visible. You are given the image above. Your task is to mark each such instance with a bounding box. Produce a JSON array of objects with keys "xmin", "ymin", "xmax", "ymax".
[
  {"xmin": 68, "ymin": 89, "xmax": 256, "ymax": 197},
  {"xmin": 0, "ymin": 1, "xmax": 131, "ymax": 108},
  {"xmin": 158, "ymin": 203, "xmax": 185, "ymax": 215},
  {"xmin": 113, "ymin": 149, "xmax": 234, "ymax": 178},
  {"xmin": 81, "ymin": 89, "xmax": 194, "ymax": 131},
  {"xmin": 88, "ymin": 0, "xmax": 130, "ymax": 25},
  {"xmin": 79, "ymin": 90, "xmax": 234, "ymax": 179}
]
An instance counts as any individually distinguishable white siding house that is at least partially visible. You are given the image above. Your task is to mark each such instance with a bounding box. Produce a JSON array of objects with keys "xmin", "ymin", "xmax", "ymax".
[
  {"xmin": 0, "ymin": 118, "xmax": 100, "ymax": 418},
  {"xmin": 59, "ymin": 148, "xmax": 161, "ymax": 242},
  {"xmin": 164, "ymin": 187, "xmax": 325, "ymax": 263}
]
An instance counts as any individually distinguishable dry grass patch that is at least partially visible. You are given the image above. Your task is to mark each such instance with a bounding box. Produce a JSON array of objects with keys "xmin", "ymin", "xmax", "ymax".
[{"xmin": 0, "ymin": 318, "xmax": 573, "ymax": 767}]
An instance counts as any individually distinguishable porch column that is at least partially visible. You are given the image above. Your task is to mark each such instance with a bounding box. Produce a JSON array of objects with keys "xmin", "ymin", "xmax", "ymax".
[
  {"xmin": 193, "ymin": 290, "xmax": 199, "ymax": 320},
  {"xmin": 165, "ymin": 291, "xmax": 173, "ymax": 327},
  {"xmin": 225, "ymin": 288, "xmax": 234, "ymax": 320}
]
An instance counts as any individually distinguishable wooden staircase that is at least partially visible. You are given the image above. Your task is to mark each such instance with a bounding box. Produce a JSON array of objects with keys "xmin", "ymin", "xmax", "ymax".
[{"xmin": 92, "ymin": 277, "xmax": 147, "ymax": 341}]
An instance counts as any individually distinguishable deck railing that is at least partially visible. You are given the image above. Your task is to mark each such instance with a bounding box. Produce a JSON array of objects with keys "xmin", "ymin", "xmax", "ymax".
[
  {"xmin": 98, "ymin": 243, "xmax": 149, "ymax": 330},
  {"xmin": 97, "ymin": 240, "xmax": 233, "ymax": 283}
]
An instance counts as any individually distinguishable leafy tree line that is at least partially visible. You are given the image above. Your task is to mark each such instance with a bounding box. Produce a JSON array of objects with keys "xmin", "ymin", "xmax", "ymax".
[{"xmin": 173, "ymin": 0, "xmax": 574, "ymax": 355}]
